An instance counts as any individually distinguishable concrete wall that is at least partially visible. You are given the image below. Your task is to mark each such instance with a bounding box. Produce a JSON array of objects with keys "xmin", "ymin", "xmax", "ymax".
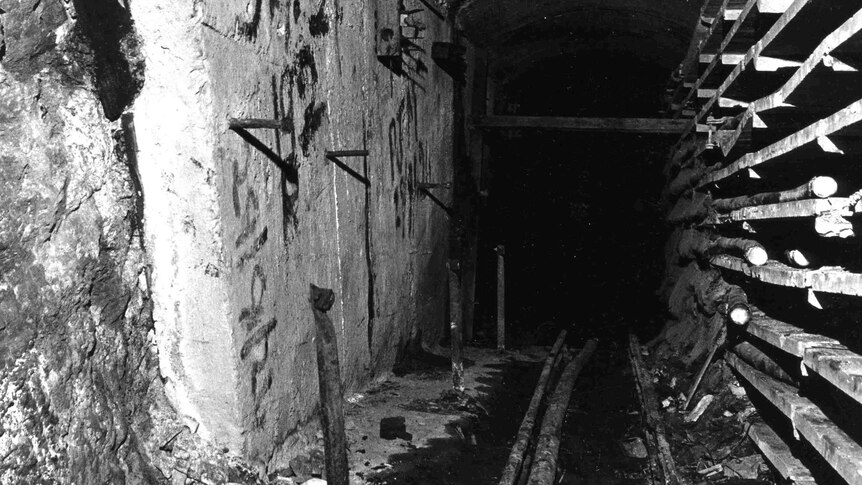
[{"xmin": 131, "ymin": 0, "xmax": 455, "ymax": 470}]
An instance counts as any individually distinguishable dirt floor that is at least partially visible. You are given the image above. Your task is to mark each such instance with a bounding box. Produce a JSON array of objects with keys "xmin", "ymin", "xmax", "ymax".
[
  {"xmin": 280, "ymin": 336, "xmax": 792, "ymax": 485},
  {"xmin": 557, "ymin": 342, "xmax": 650, "ymax": 485},
  {"xmin": 342, "ymin": 346, "xmax": 547, "ymax": 484}
]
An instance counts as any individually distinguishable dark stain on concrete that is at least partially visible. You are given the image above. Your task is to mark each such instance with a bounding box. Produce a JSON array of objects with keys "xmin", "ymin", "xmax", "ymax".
[
  {"xmin": 241, "ymin": 318, "xmax": 277, "ymax": 360},
  {"xmin": 293, "ymin": 0, "xmax": 302, "ymax": 22},
  {"xmin": 295, "ymin": 45, "xmax": 318, "ymax": 98},
  {"xmin": 238, "ymin": 0, "xmax": 264, "ymax": 40},
  {"xmin": 309, "ymin": 0, "xmax": 330, "ymax": 37},
  {"xmin": 234, "ymin": 186, "xmax": 260, "ymax": 248},
  {"xmin": 299, "ymin": 101, "xmax": 327, "ymax": 156}
]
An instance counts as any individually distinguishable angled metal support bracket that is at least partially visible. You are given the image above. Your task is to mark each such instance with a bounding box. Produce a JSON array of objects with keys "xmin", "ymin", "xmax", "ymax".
[
  {"xmin": 229, "ymin": 117, "xmax": 293, "ymax": 131},
  {"xmin": 324, "ymin": 150, "xmax": 370, "ymax": 186},
  {"xmin": 228, "ymin": 124, "xmax": 297, "ymax": 183},
  {"xmin": 418, "ymin": 187, "xmax": 452, "ymax": 217}
]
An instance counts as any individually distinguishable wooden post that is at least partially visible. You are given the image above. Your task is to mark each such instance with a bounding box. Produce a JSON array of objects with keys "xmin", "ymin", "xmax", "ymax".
[
  {"xmin": 448, "ymin": 259, "xmax": 464, "ymax": 391},
  {"xmin": 732, "ymin": 341, "xmax": 797, "ymax": 386},
  {"xmin": 677, "ymin": 230, "xmax": 767, "ymax": 266},
  {"xmin": 712, "ymin": 176, "xmax": 837, "ymax": 212},
  {"xmin": 309, "ymin": 285, "xmax": 349, "ymax": 485},
  {"xmin": 496, "ymin": 245, "xmax": 506, "ymax": 350},
  {"xmin": 499, "ymin": 330, "xmax": 568, "ymax": 485},
  {"xmin": 683, "ymin": 326, "xmax": 726, "ymax": 411},
  {"xmin": 527, "ymin": 339, "xmax": 598, "ymax": 485}
]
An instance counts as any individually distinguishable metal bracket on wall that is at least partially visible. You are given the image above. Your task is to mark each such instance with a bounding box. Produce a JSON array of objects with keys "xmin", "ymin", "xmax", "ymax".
[
  {"xmin": 324, "ymin": 150, "xmax": 370, "ymax": 186},
  {"xmin": 414, "ymin": 0, "xmax": 444, "ymax": 20},
  {"xmin": 416, "ymin": 181, "xmax": 452, "ymax": 189},
  {"xmin": 375, "ymin": 0, "xmax": 443, "ymax": 75},
  {"xmin": 417, "ymin": 182, "xmax": 452, "ymax": 216},
  {"xmin": 228, "ymin": 118, "xmax": 297, "ymax": 182}
]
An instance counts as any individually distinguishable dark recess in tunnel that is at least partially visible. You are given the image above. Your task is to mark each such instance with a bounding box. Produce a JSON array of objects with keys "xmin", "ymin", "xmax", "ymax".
[
  {"xmin": 473, "ymin": 52, "xmax": 672, "ymax": 345},
  {"xmin": 69, "ymin": 0, "xmax": 144, "ymax": 120}
]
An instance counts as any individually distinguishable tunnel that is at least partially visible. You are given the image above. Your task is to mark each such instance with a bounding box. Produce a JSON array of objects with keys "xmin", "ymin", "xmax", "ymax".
[{"xmin": 4, "ymin": 0, "xmax": 862, "ymax": 484}]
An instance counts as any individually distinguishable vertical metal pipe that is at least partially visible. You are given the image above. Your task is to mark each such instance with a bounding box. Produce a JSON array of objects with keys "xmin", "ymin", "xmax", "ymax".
[
  {"xmin": 449, "ymin": 259, "xmax": 464, "ymax": 391},
  {"xmin": 496, "ymin": 245, "xmax": 506, "ymax": 350}
]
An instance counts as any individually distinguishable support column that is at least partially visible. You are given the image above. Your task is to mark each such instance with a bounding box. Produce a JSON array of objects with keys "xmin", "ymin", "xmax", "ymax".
[
  {"xmin": 496, "ymin": 245, "xmax": 506, "ymax": 350},
  {"xmin": 448, "ymin": 259, "xmax": 464, "ymax": 391}
]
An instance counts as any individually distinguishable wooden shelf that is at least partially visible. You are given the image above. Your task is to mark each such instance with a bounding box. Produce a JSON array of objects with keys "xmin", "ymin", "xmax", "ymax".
[
  {"xmin": 699, "ymin": 98, "xmax": 862, "ymax": 186},
  {"xmin": 679, "ymin": 0, "xmax": 769, "ymax": 115},
  {"xmin": 708, "ymin": 197, "xmax": 855, "ymax": 223},
  {"xmin": 727, "ymin": 352, "xmax": 862, "ymax": 485},
  {"xmin": 748, "ymin": 421, "xmax": 817, "ymax": 484},
  {"xmin": 710, "ymin": 8, "xmax": 862, "ymax": 156},
  {"xmin": 677, "ymin": 0, "xmax": 810, "ymax": 145},
  {"xmin": 746, "ymin": 308, "xmax": 862, "ymax": 407},
  {"xmin": 711, "ymin": 254, "xmax": 862, "ymax": 296}
]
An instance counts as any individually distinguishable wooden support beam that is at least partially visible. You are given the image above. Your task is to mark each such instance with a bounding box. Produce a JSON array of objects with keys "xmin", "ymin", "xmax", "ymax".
[
  {"xmin": 672, "ymin": 0, "xmax": 732, "ymax": 117},
  {"xmin": 726, "ymin": 352, "xmax": 862, "ymax": 485},
  {"xmin": 680, "ymin": 0, "xmax": 755, "ymax": 111},
  {"xmin": 746, "ymin": 307, "xmax": 843, "ymax": 357},
  {"xmin": 712, "ymin": 254, "xmax": 862, "ymax": 297},
  {"xmin": 710, "ymin": 198, "xmax": 854, "ymax": 223},
  {"xmin": 473, "ymin": 116, "xmax": 688, "ymax": 134},
  {"xmin": 499, "ymin": 331, "xmax": 568, "ymax": 485},
  {"xmin": 676, "ymin": 0, "xmax": 810, "ymax": 149},
  {"xmin": 756, "ymin": 0, "xmax": 795, "ymax": 14},
  {"xmin": 733, "ymin": 341, "xmax": 796, "ymax": 385},
  {"xmin": 678, "ymin": 229, "xmax": 768, "ymax": 266},
  {"xmin": 699, "ymin": 98, "xmax": 862, "ymax": 186},
  {"xmin": 712, "ymin": 176, "xmax": 838, "ymax": 212},
  {"xmin": 748, "ymin": 421, "xmax": 817, "ymax": 484},
  {"xmin": 713, "ymin": 7, "xmax": 862, "ymax": 155},
  {"xmin": 745, "ymin": 308, "xmax": 862, "ymax": 407},
  {"xmin": 310, "ymin": 285, "xmax": 350, "ymax": 485},
  {"xmin": 527, "ymin": 340, "xmax": 598, "ymax": 485},
  {"xmin": 496, "ymin": 245, "xmax": 506, "ymax": 351},
  {"xmin": 448, "ymin": 259, "xmax": 464, "ymax": 391}
]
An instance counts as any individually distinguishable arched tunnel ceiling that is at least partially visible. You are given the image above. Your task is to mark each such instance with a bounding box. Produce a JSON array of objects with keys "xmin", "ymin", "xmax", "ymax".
[{"xmin": 456, "ymin": 0, "xmax": 701, "ymax": 72}]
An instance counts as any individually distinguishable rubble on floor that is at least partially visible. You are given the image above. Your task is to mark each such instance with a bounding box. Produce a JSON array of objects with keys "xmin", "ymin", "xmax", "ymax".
[
  {"xmin": 263, "ymin": 346, "xmax": 546, "ymax": 485},
  {"xmin": 642, "ymin": 346, "xmax": 777, "ymax": 484}
]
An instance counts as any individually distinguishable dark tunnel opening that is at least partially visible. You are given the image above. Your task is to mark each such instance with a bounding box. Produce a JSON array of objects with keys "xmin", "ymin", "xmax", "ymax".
[{"xmin": 473, "ymin": 53, "xmax": 673, "ymax": 346}]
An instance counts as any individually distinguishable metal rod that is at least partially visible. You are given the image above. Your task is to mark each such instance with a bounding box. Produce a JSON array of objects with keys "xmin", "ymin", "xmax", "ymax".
[
  {"xmin": 527, "ymin": 340, "xmax": 598, "ymax": 485},
  {"xmin": 324, "ymin": 150, "xmax": 369, "ymax": 157},
  {"xmin": 683, "ymin": 326, "xmax": 725, "ymax": 411},
  {"xmin": 229, "ymin": 117, "xmax": 292, "ymax": 131},
  {"xmin": 496, "ymin": 245, "xmax": 506, "ymax": 350},
  {"xmin": 499, "ymin": 330, "xmax": 568, "ymax": 485},
  {"xmin": 229, "ymin": 127, "xmax": 296, "ymax": 177},
  {"xmin": 416, "ymin": 181, "xmax": 452, "ymax": 189},
  {"xmin": 419, "ymin": 187, "xmax": 453, "ymax": 216},
  {"xmin": 309, "ymin": 284, "xmax": 349, "ymax": 485},
  {"xmin": 415, "ymin": 0, "xmax": 445, "ymax": 20},
  {"xmin": 448, "ymin": 259, "xmax": 464, "ymax": 391},
  {"xmin": 325, "ymin": 154, "xmax": 370, "ymax": 186}
]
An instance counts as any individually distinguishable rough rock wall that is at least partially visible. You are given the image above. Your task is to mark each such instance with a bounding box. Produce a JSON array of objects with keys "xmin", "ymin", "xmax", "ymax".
[
  {"xmin": 655, "ymin": 227, "xmax": 731, "ymax": 368},
  {"xmin": 0, "ymin": 0, "xmax": 161, "ymax": 482},
  {"xmin": 130, "ymin": 0, "xmax": 455, "ymax": 471}
]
